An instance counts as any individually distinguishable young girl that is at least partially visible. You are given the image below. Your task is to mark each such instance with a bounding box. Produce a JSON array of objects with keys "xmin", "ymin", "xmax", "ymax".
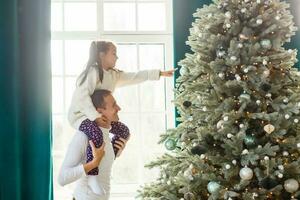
[{"xmin": 68, "ymin": 40, "xmax": 174, "ymax": 175}]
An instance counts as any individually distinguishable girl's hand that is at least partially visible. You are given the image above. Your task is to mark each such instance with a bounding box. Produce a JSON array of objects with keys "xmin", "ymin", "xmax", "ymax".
[
  {"xmin": 95, "ymin": 116, "xmax": 110, "ymax": 128},
  {"xmin": 160, "ymin": 69, "xmax": 176, "ymax": 77},
  {"xmin": 89, "ymin": 141, "xmax": 105, "ymax": 167}
]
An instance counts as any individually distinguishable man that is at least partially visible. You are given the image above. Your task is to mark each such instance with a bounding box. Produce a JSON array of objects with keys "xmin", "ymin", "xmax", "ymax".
[{"xmin": 58, "ymin": 89, "xmax": 128, "ymax": 200}]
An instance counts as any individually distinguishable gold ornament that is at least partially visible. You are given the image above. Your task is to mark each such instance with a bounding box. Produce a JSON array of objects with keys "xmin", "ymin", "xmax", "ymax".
[{"xmin": 264, "ymin": 124, "xmax": 275, "ymax": 134}]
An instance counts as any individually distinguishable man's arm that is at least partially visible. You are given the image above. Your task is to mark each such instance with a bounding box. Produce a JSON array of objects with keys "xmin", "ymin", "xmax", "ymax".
[{"xmin": 58, "ymin": 133, "xmax": 105, "ymax": 186}]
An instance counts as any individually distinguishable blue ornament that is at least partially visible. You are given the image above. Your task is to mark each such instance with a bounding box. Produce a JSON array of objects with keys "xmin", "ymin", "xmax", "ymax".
[
  {"xmin": 207, "ymin": 181, "xmax": 221, "ymax": 193},
  {"xmin": 244, "ymin": 135, "xmax": 256, "ymax": 148},
  {"xmin": 164, "ymin": 138, "xmax": 176, "ymax": 150}
]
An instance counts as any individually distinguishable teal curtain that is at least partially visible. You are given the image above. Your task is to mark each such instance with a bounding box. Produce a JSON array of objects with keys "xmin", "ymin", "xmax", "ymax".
[
  {"xmin": 173, "ymin": 0, "xmax": 211, "ymax": 125},
  {"xmin": 0, "ymin": 0, "xmax": 52, "ymax": 199}
]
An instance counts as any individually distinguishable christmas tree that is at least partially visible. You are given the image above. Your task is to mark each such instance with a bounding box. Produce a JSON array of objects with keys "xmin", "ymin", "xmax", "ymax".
[{"xmin": 138, "ymin": 0, "xmax": 300, "ymax": 199}]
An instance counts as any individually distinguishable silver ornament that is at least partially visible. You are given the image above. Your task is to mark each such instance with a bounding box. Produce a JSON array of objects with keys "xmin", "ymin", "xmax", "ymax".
[
  {"xmin": 239, "ymin": 166, "xmax": 253, "ymax": 180},
  {"xmin": 207, "ymin": 181, "xmax": 221, "ymax": 193},
  {"xmin": 284, "ymin": 179, "xmax": 299, "ymax": 193}
]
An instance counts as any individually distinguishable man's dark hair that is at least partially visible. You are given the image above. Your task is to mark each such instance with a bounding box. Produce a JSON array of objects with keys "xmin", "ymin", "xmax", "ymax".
[{"xmin": 91, "ymin": 89, "xmax": 112, "ymax": 109}]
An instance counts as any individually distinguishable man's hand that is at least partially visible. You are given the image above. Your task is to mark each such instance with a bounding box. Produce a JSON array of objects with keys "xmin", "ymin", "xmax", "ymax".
[
  {"xmin": 83, "ymin": 141, "xmax": 105, "ymax": 174},
  {"xmin": 90, "ymin": 141, "xmax": 105, "ymax": 167},
  {"xmin": 114, "ymin": 137, "xmax": 129, "ymax": 157},
  {"xmin": 95, "ymin": 116, "xmax": 110, "ymax": 128}
]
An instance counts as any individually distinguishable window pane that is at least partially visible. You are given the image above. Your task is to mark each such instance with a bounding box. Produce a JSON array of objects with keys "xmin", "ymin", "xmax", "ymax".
[
  {"xmin": 65, "ymin": 77, "xmax": 77, "ymax": 113},
  {"xmin": 116, "ymin": 44, "xmax": 138, "ymax": 71},
  {"xmin": 138, "ymin": 3, "xmax": 166, "ymax": 31},
  {"xmin": 51, "ymin": 3, "xmax": 63, "ymax": 31},
  {"xmin": 52, "ymin": 77, "xmax": 64, "ymax": 114},
  {"xmin": 140, "ymin": 80, "xmax": 165, "ymax": 112},
  {"xmin": 104, "ymin": 3, "xmax": 136, "ymax": 31},
  {"xmin": 111, "ymin": 114, "xmax": 140, "ymax": 183},
  {"xmin": 115, "ymin": 86, "xmax": 139, "ymax": 113},
  {"xmin": 51, "ymin": 40, "xmax": 63, "ymax": 75},
  {"xmin": 64, "ymin": 3, "xmax": 97, "ymax": 31},
  {"xmin": 139, "ymin": 44, "xmax": 165, "ymax": 70},
  {"xmin": 65, "ymin": 40, "xmax": 91, "ymax": 76}
]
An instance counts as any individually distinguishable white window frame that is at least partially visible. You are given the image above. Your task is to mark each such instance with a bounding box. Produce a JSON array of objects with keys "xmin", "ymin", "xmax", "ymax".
[{"xmin": 51, "ymin": 0, "xmax": 174, "ymax": 198}]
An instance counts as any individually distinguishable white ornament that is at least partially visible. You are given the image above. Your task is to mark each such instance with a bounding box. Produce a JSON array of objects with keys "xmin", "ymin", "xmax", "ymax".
[
  {"xmin": 232, "ymin": 160, "xmax": 237, "ymax": 165},
  {"xmin": 230, "ymin": 56, "xmax": 237, "ymax": 61},
  {"xmin": 223, "ymin": 116, "xmax": 229, "ymax": 121},
  {"xmin": 235, "ymin": 75, "xmax": 241, "ymax": 81},
  {"xmin": 278, "ymin": 165, "xmax": 284, "ymax": 170},
  {"xmin": 278, "ymin": 173, "xmax": 283, "ymax": 178},
  {"xmin": 256, "ymin": 19, "xmax": 263, "ymax": 25},
  {"xmin": 227, "ymin": 133, "xmax": 233, "ymax": 138},
  {"xmin": 226, "ymin": 23, "xmax": 231, "ymax": 28},
  {"xmin": 217, "ymin": 120, "xmax": 224, "ymax": 129},
  {"xmin": 238, "ymin": 43, "xmax": 243, "ymax": 48},
  {"xmin": 264, "ymin": 156, "xmax": 269, "ymax": 161},
  {"xmin": 285, "ymin": 114, "xmax": 290, "ymax": 119},
  {"xmin": 239, "ymin": 166, "xmax": 253, "ymax": 180},
  {"xmin": 263, "ymin": 69, "xmax": 270, "ymax": 77},
  {"xmin": 294, "ymin": 119, "xmax": 299, "ymax": 123},
  {"xmin": 225, "ymin": 11, "xmax": 231, "ymax": 18},
  {"xmin": 239, "ymin": 124, "xmax": 245, "ymax": 128},
  {"xmin": 266, "ymin": 93, "xmax": 272, "ymax": 98},
  {"xmin": 263, "ymin": 59, "xmax": 268, "ymax": 65},
  {"xmin": 242, "ymin": 149, "xmax": 249, "ymax": 155},
  {"xmin": 258, "ymin": 145, "xmax": 262, "ymax": 148},
  {"xmin": 244, "ymin": 0, "xmax": 250, "ymax": 3},
  {"xmin": 256, "ymin": 100, "xmax": 261, "ymax": 105},
  {"xmin": 225, "ymin": 164, "xmax": 231, "ymax": 169},
  {"xmin": 275, "ymin": 15, "xmax": 281, "ymax": 20},
  {"xmin": 218, "ymin": 72, "xmax": 225, "ymax": 79},
  {"xmin": 283, "ymin": 151, "xmax": 289, "ymax": 156},
  {"xmin": 200, "ymin": 154, "xmax": 206, "ymax": 159},
  {"xmin": 241, "ymin": 8, "xmax": 246, "ymax": 13},
  {"xmin": 257, "ymin": 0, "xmax": 261, "ymax": 3},
  {"xmin": 297, "ymin": 143, "xmax": 300, "ymax": 148},
  {"xmin": 243, "ymin": 68, "xmax": 249, "ymax": 73},
  {"xmin": 284, "ymin": 179, "xmax": 299, "ymax": 193},
  {"xmin": 203, "ymin": 106, "xmax": 207, "ymax": 112},
  {"xmin": 264, "ymin": 124, "xmax": 275, "ymax": 134},
  {"xmin": 283, "ymin": 98, "xmax": 289, "ymax": 103},
  {"xmin": 167, "ymin": 180, "xmax": 171, "ymax": 185}
]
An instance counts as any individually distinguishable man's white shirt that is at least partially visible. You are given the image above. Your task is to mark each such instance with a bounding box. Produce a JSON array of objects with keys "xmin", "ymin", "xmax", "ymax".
[{"xmin": 58, "ymin": 127, "xmax": 114, "ymax": 200}]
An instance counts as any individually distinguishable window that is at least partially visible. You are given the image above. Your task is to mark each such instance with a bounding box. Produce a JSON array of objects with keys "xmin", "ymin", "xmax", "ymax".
[{"xmin": 51, "ymin": 0, "xmax": 174, "ymax": 199}]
